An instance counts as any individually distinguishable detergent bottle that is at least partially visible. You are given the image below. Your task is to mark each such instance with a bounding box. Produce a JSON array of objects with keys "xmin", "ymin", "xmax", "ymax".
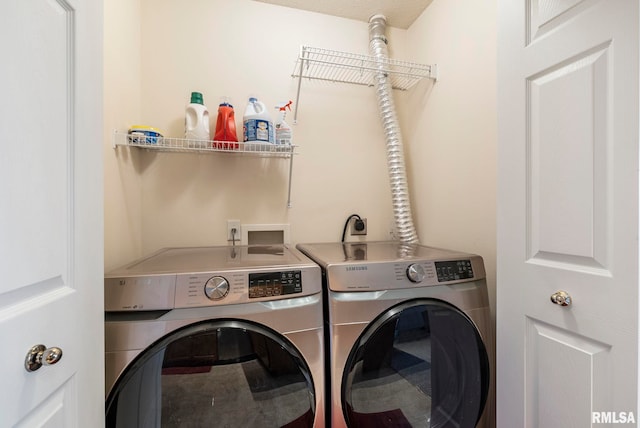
[
  {"xmin": 243, "ymin": 97, "xmax": 274, "ymax": 145},
  {"xmin": 213, "ymin": 97, "xmax": 239, "ymax": 149},
  {"xmin": 185, "ymin": 91, "xmax": 210, "ymax": 148},
  {"xmin": 274, "ymin": 100, "xmax": 293, "ymax": 147}
]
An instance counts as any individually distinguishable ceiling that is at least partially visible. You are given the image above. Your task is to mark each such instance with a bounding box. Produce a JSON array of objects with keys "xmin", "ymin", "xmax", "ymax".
[{"xmin": 252, "ymin": 0, "xmax": 434, "ymax": 29}]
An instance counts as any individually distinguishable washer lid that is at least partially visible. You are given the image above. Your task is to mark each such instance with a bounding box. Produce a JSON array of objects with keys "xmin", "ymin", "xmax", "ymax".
[{"xmin": 106, "ymin": 245, "xmax": 315, "ymax": 277}]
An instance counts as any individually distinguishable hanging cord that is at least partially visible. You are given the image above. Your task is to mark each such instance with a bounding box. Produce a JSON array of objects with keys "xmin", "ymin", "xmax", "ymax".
[
  {"xmin": 231, "ymin": 227, "xmax": 237, "ymax": 246},
  {"xmin": 341, "ymin": 214, "xmax": 362, "ymax": 242}
]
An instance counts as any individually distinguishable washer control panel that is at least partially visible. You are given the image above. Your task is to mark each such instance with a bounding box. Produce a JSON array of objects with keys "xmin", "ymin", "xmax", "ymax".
[
  {"xmin": 249, "ymin": 270, "xmax": 302, "ymax": 298},
  {"xmin": 173, "ymin": 268, "xmax": 310, "ymax": 308}
]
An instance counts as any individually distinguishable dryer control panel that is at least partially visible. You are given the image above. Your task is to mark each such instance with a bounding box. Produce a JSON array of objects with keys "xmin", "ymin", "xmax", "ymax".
[
  {"xmin": 434, "ymin": 259, "xmax": 474, "ymax": 282},
  {"xmin": 324, "ymin": 256, "xmax": 485, "ymax": 292},
  {"xmin": 297, "ymin": 241, "xmax": 486, "ymax": 292}
]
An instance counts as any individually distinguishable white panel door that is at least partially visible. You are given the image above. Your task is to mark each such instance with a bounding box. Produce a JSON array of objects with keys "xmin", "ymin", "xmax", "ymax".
[
  {"xmin": 497, "ymin": 0, "xmax": 638, "ymax": 427},
  {"xmin": 0, "ymin": 0, "xmax": 103, "ymax": 426}
]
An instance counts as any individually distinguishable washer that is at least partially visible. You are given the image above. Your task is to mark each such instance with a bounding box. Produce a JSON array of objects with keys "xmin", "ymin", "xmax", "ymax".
[
  {"xmin": 297, "ymin": 241, "xmax": 494, "ymax": 428},
  {"xmin": 104, "ymin": 245, "xmax": 324, "ymax": 427}
]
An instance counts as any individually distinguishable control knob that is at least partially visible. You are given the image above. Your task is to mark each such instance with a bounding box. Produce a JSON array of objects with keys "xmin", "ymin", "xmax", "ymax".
[
  {"xmin": 204, "ymin": 276, "xmax": 229, "ymax": 300},
  {"xmin": 406, "ymin": 263, "xmax": 426, "ymax": 283}
]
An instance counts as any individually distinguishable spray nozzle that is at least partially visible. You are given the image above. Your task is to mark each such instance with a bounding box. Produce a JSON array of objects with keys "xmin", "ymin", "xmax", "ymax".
[{"xmin": 277, "ymin": 100, "xmax": 293, "ymax": 111}]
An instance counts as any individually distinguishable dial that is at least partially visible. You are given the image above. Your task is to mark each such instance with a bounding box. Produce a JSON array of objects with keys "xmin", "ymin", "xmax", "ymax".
[
  {"xmin": 406, "ymin": 263, "xmax": 426, "ymax": 283},
  {"xmin": 204, "ymin": 276, "xmax": 229, "ymax": 300}
]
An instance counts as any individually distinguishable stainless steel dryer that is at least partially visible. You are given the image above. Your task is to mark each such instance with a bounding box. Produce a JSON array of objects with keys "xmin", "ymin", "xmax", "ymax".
[
  {"xmin": 104, "ymin": 245, "xmax": 324, "ymax": 428},
  {"xmin": 297, "ymin": 241, "xmax": 494, "ymax": 428}
]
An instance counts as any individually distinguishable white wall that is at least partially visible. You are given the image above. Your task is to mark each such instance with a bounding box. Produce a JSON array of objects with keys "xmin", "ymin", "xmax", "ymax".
[{"xmin": 104, "ymin": 0, "xmax": 498, "ymax": 325}]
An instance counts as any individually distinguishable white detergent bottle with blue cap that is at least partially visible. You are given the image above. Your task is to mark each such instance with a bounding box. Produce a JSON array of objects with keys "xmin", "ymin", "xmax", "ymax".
[{"xmin": 243, "ymin": 97, "xmax": 274, "ymax": 145}]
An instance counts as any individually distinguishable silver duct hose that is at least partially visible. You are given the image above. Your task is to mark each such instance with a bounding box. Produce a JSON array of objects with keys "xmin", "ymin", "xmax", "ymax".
[{"xmin": 369, "ymin": 14, "xmax": 419, "ymax": 244}]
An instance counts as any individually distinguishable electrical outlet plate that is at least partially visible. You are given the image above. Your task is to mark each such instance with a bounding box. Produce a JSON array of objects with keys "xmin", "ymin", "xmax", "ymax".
[
  {"xmin": 350, "ymin": 217, "xmax": 367, "ymax": 235},
  {"xmin": 227, "ymin": 219, "xmax": 241, "ymax": 242}
]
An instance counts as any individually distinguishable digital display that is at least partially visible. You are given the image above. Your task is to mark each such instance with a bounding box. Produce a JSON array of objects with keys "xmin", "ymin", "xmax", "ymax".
[
  {"xmin": 248, "ymin": 270, "xmax": 302, "ymax": 298},
  {"xmin": 435, "ymin": 260, "xmax": 474, "ymax": 282}
]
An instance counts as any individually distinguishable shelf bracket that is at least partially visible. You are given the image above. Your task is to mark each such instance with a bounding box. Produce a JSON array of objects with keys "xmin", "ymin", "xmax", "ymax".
[{"xmin": 429, "ymin": 64, "xmax": 438, "ymax": 81}]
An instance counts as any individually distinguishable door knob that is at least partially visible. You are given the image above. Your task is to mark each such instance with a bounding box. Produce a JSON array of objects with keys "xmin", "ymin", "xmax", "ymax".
[
  {"xmin": 550, "ymin": 290, "xmax": 572, "ymax": 307},
  {"xmin": 24, "ymin": 344, "xmax": 63, "ymax": 372}
]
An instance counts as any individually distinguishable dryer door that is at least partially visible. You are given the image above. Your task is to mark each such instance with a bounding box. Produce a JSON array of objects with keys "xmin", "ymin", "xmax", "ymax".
[
  {"xmin": 342, "ymin": 299, "xmax": 490, "ymax": 428},
  {"xmin": 106, "ymin": 319, "xmax": 315, "ymax": 428}
]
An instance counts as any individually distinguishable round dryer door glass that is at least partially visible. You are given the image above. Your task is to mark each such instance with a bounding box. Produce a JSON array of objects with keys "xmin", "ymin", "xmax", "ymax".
[
  {"xmin": 342, "ymin": 299, "xmax": 490, "ymax": 428},
  {"xmin": 106, "ymin": 320, "xmax": 316, "ymax": 428}
]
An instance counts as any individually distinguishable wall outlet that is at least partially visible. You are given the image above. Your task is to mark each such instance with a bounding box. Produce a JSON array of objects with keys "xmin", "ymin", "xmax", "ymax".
[
  {"xmin": 350, "ymin": 217, "xmax": 367, "ymax": 235},
  {"xmin": 227, "ymin": 219, "xmax": 241, "ymax": 243}
]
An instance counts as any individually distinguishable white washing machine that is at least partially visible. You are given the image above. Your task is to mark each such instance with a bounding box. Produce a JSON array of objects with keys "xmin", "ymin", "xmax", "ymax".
[
  {"xmin": 104, "ymin": 245, "xmax": 324, "ymax": 427},
  {"xmin": 297, "ymin": 241, "xmax": 494, "ymax": 428}
]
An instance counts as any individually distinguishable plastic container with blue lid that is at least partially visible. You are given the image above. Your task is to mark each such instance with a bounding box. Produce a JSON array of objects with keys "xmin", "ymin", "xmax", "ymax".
[{"xmin": 128, "ymin": 125, "xmax": 164, "ymax": 145}]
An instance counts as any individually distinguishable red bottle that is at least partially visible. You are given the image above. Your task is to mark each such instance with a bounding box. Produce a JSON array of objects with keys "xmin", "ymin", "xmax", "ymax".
[{"xmin": 213, "ymin": 100, "xmax": 239, "ymax": 150}]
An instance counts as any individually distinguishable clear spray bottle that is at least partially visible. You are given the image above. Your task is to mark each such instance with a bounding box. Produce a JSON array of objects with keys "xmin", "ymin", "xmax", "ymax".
[{"xmin": 274, "ymin": 100, "xmax": 293, "ymax": 146}]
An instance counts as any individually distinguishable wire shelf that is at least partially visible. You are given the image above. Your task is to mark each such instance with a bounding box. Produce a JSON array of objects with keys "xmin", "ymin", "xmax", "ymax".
[
  {"xmin": 113, "ymin": 131, "xmax": 295, "ymax": 158},
  {"xmin": 113, "ymin": 130, "xmax": 297, "ymax": 207},
  {"xmin": 291, "ymin": 46, "xmax": 436, "ymax": 122},
  {"xmin": 291, "ymin": 46, "xmax": 437, "ymax": 91}
]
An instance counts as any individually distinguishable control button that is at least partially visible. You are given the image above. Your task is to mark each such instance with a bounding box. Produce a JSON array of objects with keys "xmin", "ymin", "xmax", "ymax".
[
  {"xmin": 406, "ymin": 264, "xmax": 426, "ymax": 283},
  {"xmin": 204, "ymin": 276, "xmax": 230, "ymax": 300}
]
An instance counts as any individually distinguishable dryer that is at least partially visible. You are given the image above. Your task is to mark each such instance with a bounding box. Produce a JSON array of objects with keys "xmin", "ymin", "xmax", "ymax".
[
  {"xmin": 104, "ymin": 245, "xmax": 324, "ymax": 427},
  {"xmin": 297, "ymin": 241, "xmax": 494, "ymax": 428}
]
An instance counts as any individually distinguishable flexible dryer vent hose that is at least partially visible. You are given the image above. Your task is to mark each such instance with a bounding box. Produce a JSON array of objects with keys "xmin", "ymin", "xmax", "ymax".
[{"xmin": 368, "ymin": 14, "xmax": 419, "ymax": 244}]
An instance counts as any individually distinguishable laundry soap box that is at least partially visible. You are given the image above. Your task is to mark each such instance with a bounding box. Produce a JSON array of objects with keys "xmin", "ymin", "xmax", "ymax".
[{"xmin": 128, "ymin": 125, "xmax": 164, "ymax": 145}]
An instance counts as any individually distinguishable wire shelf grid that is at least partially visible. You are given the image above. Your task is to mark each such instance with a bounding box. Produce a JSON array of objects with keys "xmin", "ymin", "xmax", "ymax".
[
  {"xmin": 113, "ymin": 131, "xmax": 295, "ymax": 158},
  {"xmin": 291, "ymin": 46, "xmax": 436, "ymax": 91}
]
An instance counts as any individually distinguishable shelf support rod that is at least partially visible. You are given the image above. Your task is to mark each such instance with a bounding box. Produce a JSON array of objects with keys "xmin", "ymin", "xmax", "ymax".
[
  {"xmin": 293, "ymin": 71, "xmax": 302, "ymax": 124},
  {"xmin": 292, "ymin": 47, "xmax": 308, "ymax": 124},
  {"xmin": 286, "ymin": 151, "xmax": 294, "ymax": 208}
]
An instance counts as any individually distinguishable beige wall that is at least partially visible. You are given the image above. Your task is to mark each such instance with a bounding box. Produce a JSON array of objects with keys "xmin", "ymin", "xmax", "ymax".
[
  {"xmin": 105, "ymin": 0, "xmax": 408, "ymax": 271},
  {"xmin": 405, "ymin": 0, "xmax": 497, "ymax": 312},
  {"xmin": 104, "ymin": 0, "xmax": 497, "ymax": 321},
  {"xmin": 104, "ymin": 0, "xmax": 144, "ymax": 271}
]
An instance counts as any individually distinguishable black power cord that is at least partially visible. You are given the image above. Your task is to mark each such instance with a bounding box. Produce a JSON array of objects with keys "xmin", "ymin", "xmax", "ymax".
[{"xmin": 341, "ymin": 214, "xmax": 364, "ymax": 242}]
